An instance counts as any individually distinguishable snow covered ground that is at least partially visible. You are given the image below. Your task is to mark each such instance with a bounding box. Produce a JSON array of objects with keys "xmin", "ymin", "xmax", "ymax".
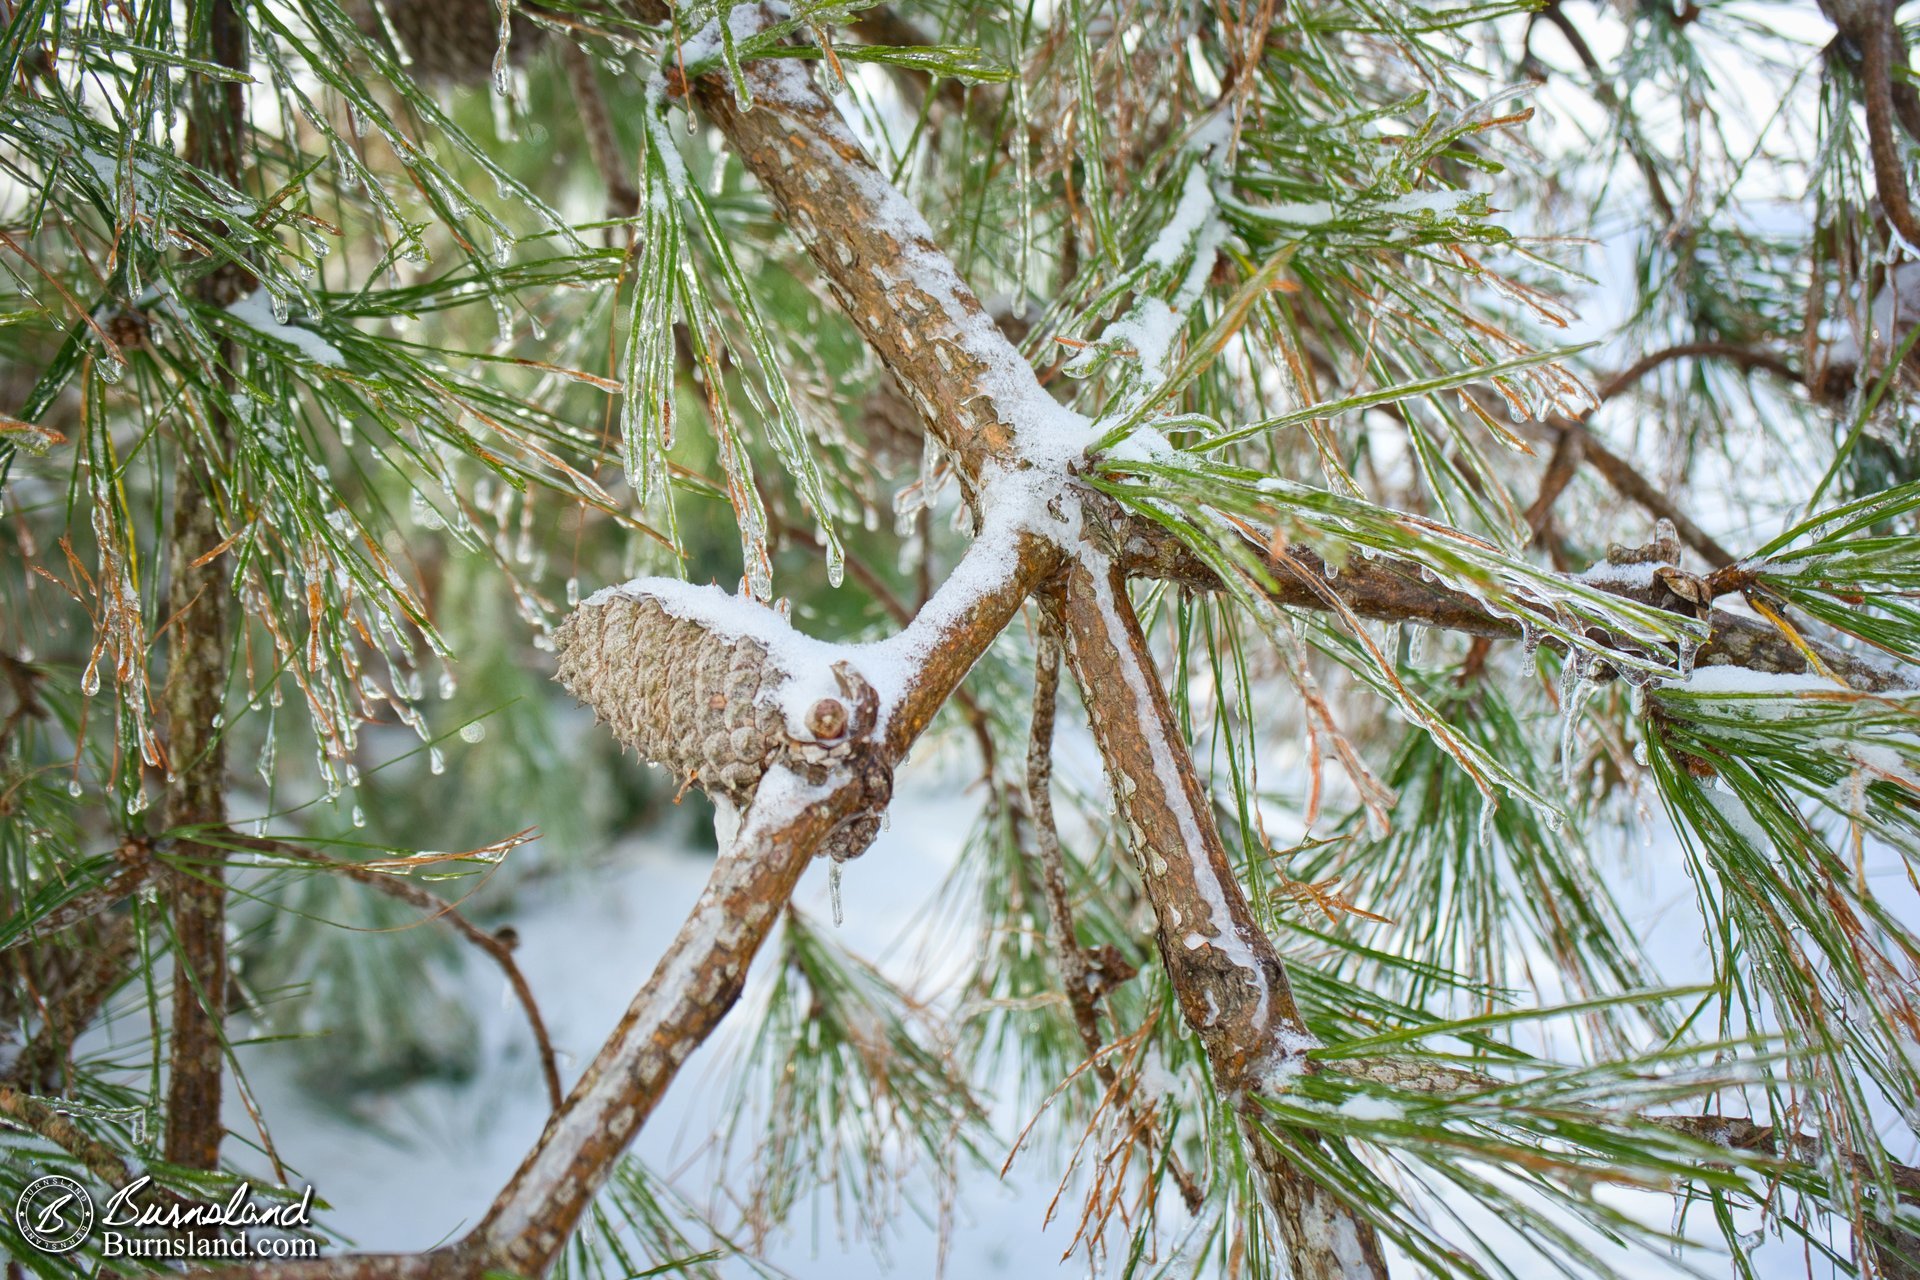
[{"xmin": 202, "ymin": 751, "xmax": 1914, "ymax": 1280}]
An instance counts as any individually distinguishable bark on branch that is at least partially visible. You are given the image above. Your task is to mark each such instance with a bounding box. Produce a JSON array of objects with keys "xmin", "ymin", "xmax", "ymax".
[
  {"xmin": 1055, "ymin": 552, "xmax": 1389, "ymax": 1279},
  {"xmin": 165, "ymin": 0, "xmax": 249, "ymax": 1175}
]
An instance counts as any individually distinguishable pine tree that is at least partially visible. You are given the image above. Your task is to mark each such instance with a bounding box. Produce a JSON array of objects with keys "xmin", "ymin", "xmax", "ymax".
[{"xmin": 3, "ymin": 0, "xmax": 1920, "ymax": 1277}]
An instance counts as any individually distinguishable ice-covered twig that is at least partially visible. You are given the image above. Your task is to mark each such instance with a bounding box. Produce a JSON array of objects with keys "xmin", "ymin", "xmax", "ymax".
[{"xmin": 1117, "ymin": 519, "xmax": 1918, "ymax": 692}]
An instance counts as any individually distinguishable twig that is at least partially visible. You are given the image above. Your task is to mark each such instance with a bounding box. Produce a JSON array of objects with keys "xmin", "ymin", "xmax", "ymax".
[
  {"xmin": 0, "ymin": 1084, "xmax": 133, "ymax": 1186},
  {"xmin": 1520, "ymin": 423, "xmax": 1583, "ymax": 555},
  {"xmin": 1591, "ymin": 340, "xmax": 1802, "ymax": 402},
  {"xmin": 2, "ymin": 841, "xmax": 155, "ymax": 944},
  {"xmin": 1536, "ymin": 1, "xmax": 1677, "ymax": 225},
  {"xmin": 5, "ymin": 916, "xmax": 136, "ymax": 1093},
  {"xmin": 1572, "ymin": 433, "xmax": 1737, "ymax": 569},
  {"xmin": 0, "ymin": 651, "xmax": 46, "ymax": 753},
  {"xmin": 1856, "ymin": 0, "xmax": 1920, "ymax": 250},
  {"xmin": 222, "ymin": 835, "xmax": 563, "ymax": 1112}
]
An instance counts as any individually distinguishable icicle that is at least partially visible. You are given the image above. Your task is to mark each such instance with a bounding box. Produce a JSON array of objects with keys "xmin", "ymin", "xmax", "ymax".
[
  {"xmin": 257, "ymin": 726, "xmax": 277, "ymax": 787},
  {"xmin": 1476, "ymin": 792, "xmax": 1497, "ymax": 853},
  {"xmin": 825, "ymin": 539, "xmax": 844, "ymax": 589},
  {"xmin": 491, "ymin": 0, "xmax": 518, "ymax": 98},
  {"xmin": 1558, "ymin": 650, "xmax": 1597, "ymax": 793},
  {"xmin": 428, "ymin": 747, "xmax": 446, "ymax": 775},
  {"xmin": 1676, "ymin": 636, "xmax": 1699, "ymax": 679},
  {"xmin": 829, "ymin": 860, "xmax": 844, "ymax": 927}
]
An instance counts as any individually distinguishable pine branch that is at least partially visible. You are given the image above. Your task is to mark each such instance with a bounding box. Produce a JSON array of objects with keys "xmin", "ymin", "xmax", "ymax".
[
  {"xmin": 1119, "ymin": 521, "xmax": 1911, "ymax": 691},
  {"xmin": 473, "ymin": 516, "xmax": 1055, "ymax": 1272},
  {"xmin": 1332, "ymin": 1056, "xmax": 1920, "ymax": 1202},
  {"xmin": 1025, "ymin": 605, "xmax": 1198, "ymax": 1212},
  {"xmin": 163, "ymin": 0, "xmax": 249, "ymax": 1174},
  {"xmin": 1838, "ymin": 0, "xmax": 1920, "ymax": 249},
  {"xmin": 3, "ymin": 841, "xmax": 155, "ymax": 942},
  {"xmin": 1055, "ymin": 551, "xmax": 1388, "ymax": 1278},
  {"xmin": 0, "ymin": 1084, "xmax": 133, "ymax": 1186}
]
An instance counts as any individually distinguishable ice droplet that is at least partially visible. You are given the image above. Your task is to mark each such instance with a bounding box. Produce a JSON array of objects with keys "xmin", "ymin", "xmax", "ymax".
[
  {"xmin": 1476, "ymin": 793, "xmax": 1496, "ymax": 852},
  {"xmin": 429, "ymin": 747, "xmax": 446, "ymax": 775},
  {"xmin": 565, "ymin": 576, "xmax": 580, "ymax": 607},
  {"xmin": 67, "ymin": 779, "xmax": 83, "ymax": 798},
  {"xmin": 126, "ymin": 787, "xmax": 148, "ymax": 816},
  {"xmin": 829, "ymin": 860, "xmax": 844, "ymax": 927},
  {"xmin": 460, "ymin": 722, "xmax": 485, "ymax": 743},
  {"xmin": 351, "ymin": 805, "xmax": 367, "ymax": 829}
]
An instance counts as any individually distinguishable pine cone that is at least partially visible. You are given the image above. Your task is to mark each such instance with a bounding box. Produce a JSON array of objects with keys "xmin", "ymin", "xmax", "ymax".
[{"xmin": 553, "ymin": 587, "xmax": 890, "ymax": 860}]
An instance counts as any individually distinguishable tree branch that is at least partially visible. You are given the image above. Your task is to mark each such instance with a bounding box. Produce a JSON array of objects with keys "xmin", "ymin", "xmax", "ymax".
[
  {"xmin": 164, "ymin": 0, "xmax": 248, "ymax": 1173},
  {"xmin": 1116, "ymin": 520, "xmax": 1912, "ymax": 692},
  {"xmin": 0, "ymin": 1083, "xmax": 133, "ymax": 1186},
  {"xmin": 466, "ymin": 522, "xmax": 1062, "ymax": 1275},
  {"xmin": 221, "ymin": 835, "xmax": 563, "ymax": 1112},
  {"xmin": 1056, "ymin": 550, "xmax": 1389, "ymax": 1279},
  {"xmin": 1026, "ymin": 606, "xmax": 1199, "ymax": 1212}
]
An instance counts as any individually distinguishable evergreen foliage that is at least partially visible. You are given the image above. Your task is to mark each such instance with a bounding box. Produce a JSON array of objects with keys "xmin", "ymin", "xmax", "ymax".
[{"xmin": 3, "ymin": 0, "xmax": 1920, "ymax": 1276}]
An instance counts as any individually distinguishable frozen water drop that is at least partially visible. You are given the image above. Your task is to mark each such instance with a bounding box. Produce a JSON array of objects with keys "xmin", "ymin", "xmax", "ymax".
[
  {"xmin": 460, "ymin": 722, "xmax": 485, "ymax": 743},
  {"xmin": 429, "ymin": 748, "xmax": 445, "ymax": 775}
]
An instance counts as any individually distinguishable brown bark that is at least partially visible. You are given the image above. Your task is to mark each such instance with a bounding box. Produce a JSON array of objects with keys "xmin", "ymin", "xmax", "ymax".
[
  {"xmin": 0, "ymin": 1084, "xmax": 133, "ymax": 1186},
  {"xmin": 1056, "ymin": 552, "xmax": 1388, "ymax": 1278},
  {"xmin": 164, "ymin": 0, "xmax": 248, "ymax": 1174}
]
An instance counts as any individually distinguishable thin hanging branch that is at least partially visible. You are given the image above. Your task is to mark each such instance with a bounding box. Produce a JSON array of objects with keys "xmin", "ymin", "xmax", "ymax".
[{"xmin": 222, "ymin": 835, "xmax": 564, "ymax": 1112}]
